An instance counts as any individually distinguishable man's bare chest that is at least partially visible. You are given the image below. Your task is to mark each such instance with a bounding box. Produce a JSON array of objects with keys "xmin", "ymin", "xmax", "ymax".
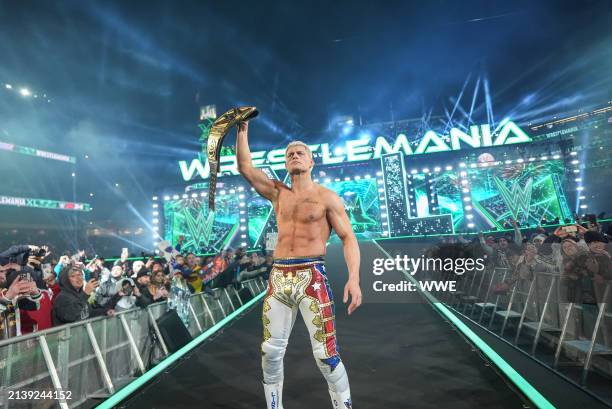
[{"xmin": 275, "ymin": 194, "xmax": 327, "ymax": 224}]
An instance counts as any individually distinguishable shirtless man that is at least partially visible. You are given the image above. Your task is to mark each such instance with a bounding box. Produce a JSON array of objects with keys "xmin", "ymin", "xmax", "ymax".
[{"xmin": 236, "ymin": 121, "xmax": 362, "ymax": 409}]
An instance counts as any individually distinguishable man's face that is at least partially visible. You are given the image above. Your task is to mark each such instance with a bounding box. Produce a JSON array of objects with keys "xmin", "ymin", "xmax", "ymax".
[
  {"xmin": 152, "ymin": 263, "xmax": 161, "ymax": 273},
  {"xmin": 68, "ymin": 270, "xmax": 84, "ymax": 289},
  {"xmin": 111, "ymin": 266, "xmax": 123, "ymax": 278},
  {"xmin": 137, "ymin": 275, "xmax": 150, "ymax": 285},
  {"xmin": 285, "ymin": 145, "xmax": 313, "ymax": 175},
  {"xmin": 499, "ymin": 238, "xmax": 508, "ymax": 249},
  {"xmin": 187, "ymin": 254, "xmax": 195, "ymax": 266},
  {"xmin": 176, "ymin": 256, "xmax": 184, "ymax": 265}
]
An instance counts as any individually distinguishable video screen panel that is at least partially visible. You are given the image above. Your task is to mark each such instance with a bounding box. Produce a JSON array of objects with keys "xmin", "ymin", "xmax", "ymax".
[
  {"xmin": 163, "ymin": 193, "xmax": 241, "ymax": 253},
  {"xmin": 468, "ymin": 159, "xmax": 571, "ymax": 229}
]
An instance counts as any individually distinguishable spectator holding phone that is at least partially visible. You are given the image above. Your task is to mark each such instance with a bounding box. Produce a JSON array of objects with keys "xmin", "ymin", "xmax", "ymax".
[
  {"xmin": 113, "ymin": 248, "xmax": 130, "ymax": 273},
  {"xmin": 144, "ymin": 256, "xmax": 157, "ymax": 275},
  {"xmin": 113, "ymin": 277, "xmax": 142, "ymax": 312},
  {"xmin": 147, "ymin": 270, "xmax": 169, "ymax": 303},
  {"xmin": 238, "ymin": 253, "xmax": 268, "ymax": 282},
  {"xmin": 556, "ymin": 237, "xmax": 595, "ymax": 303},
  {"xmin": 0, "ymin": 273, "xmax": 41, "ymax": 306},
  {"xmin": 43, "ymin": 268, "xmax": 61, "ymax": 299},
  {"xmin": 52, "ymin": 265, "xmax": 114, "ymax": 326},
  {"xmin": 86, "ymin": 255, "xmax": 110, "ymax": 283},
  {"xmin": 1, "ymin": 273, "xmax": 39, "ymax": 338},
  {"xmin": 1, "ymin": 270, "xmax": 44, "ymax": 336},
  {"xmin": 479, "ymin": 219, "xmax": 522, "ymax": 268},
  {"xmin": 21, "ymin": 266, "xmax": 58, "ymax": 333},
  {"xmin": 134, "ymin": 269, "xmax": 164, "ymax": 307},
  {"xmin": 552, "ymin": 223, "xmax": 589, "ymax": 242},
  {"xmin": 94, "ymin": 265, "xmax": 123, "ymax": 309}
]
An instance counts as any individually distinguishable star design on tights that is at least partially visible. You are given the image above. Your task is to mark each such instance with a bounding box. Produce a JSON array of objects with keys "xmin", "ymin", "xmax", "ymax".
[{"xmin": 312, "ymin": 282, "xmax": 322, "ymax": 291}]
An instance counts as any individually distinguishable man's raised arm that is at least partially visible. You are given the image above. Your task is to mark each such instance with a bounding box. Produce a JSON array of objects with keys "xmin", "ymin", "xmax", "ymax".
[{"xmin": 236, "ymin": 122, "xmax": 279, "ymax": 201}]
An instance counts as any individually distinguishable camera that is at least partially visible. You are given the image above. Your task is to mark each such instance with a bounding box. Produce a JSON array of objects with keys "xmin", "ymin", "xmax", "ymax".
[
  {"xmin": 561, "ymin": 225, "xmax": 578, "ymax": 235},
  {"xmin": 89, "ymin": 269, "xmax": 100, "ymax": 281},
  {"xmin": 116, "ymin": 278, "xmax": 136, "ymax": 296},
  {"xmin": 122, "ymin": 282, "xmax": 133, "ymax": 296},
  {"xmin": 31, "ymin": 248, "xmax": 46, "ymax": 258}
]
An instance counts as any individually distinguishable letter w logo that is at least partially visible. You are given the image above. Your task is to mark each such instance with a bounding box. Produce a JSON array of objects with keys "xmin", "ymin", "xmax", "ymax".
[
  {"xmin": 493, "ymin": 177, "xmax": 533, "ymax": 220},
  {"xmin": 182, "ymin": 208, "xmax": 215, "ymax": 249}
]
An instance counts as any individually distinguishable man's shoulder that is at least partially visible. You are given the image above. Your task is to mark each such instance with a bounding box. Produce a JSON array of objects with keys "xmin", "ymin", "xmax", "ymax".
[
  {"xmin": 315, "ymin": 185, "xmax": 342, "ymax": 206},
  {"xmin": 272, "ymin": 180, "xmax": 290, "ymax": 191},
  {"xmin": 315, "ymin": 184, "xmax": 336, "ymax": 196}
]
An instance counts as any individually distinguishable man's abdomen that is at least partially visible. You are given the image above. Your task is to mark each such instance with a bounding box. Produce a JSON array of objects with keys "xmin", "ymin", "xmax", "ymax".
[{"xmin": 274, "ymin": 219, "xmax": 330, "ymax": 258}]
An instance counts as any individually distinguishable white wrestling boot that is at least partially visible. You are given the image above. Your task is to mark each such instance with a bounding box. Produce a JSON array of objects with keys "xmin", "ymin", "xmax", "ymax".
[
  {"xmin": 263, "ymin": 381, "xmax": 283, "ymax": 409},
  {"xmin": 329, "ymin": 388, "xmax": 352, "ymax": 409}
]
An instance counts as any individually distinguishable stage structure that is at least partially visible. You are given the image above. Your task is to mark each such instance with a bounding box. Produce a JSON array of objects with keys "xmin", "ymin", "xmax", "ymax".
[{"xmin": 153, "ymin": 112, "xmax": 582, "ymax": 254}]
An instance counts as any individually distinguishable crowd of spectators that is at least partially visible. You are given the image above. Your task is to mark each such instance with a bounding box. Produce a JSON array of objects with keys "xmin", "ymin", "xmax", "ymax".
[
  {"xmin": 431, "ymin": 214, "xmax": 612, "ymax": 305},
  {"xmin": 0, "ymin": 236, "xmax": 272, "ymax": 340}
]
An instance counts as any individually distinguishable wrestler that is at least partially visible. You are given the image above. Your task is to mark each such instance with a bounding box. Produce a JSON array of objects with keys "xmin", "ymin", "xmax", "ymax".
[{"xmin": 236, "ymin": 121, "xmax": 362, "ymax": 409}]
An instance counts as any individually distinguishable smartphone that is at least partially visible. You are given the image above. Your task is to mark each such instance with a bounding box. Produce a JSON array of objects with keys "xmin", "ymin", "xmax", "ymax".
[
  {"xmin": 562, "ymin": 225, "xmax": 578, "ymax": 234},
  {"xmin": 19, "ymin": 272, "xmax": 32, "ymax": 281}
]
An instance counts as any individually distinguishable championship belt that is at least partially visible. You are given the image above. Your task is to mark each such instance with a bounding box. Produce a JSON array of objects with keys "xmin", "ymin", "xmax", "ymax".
[{"xmin": 207, "ymin": 106, "xmax": 258, "ymax": 211}]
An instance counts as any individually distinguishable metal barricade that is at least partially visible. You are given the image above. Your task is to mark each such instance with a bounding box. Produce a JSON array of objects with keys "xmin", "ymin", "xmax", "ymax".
[
  {"xmin": 554, "ymin": 282, "xmax": 612, "ymax": 385},
  {"xmin": 0, "ymin": 276, "xmax": 266, "ymax": 409},
  {"xmin": 513, "ymin": 272, "xmax": 561, "ymax": 354},
  {"xmin": 470, "ymin": 266, "xmax": 498, "ymax": 321}
]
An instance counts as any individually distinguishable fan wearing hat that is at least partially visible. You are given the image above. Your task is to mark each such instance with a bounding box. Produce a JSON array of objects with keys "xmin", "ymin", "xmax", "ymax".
[{"xmin": 134, "ymin": 268, "xmax": 156, "ymax": 308}]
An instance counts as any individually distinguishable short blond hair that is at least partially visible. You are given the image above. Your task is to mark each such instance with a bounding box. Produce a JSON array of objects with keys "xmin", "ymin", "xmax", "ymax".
[{"xmin": 285, "ymin": 141, "xmax": 312, "ymax": 159}]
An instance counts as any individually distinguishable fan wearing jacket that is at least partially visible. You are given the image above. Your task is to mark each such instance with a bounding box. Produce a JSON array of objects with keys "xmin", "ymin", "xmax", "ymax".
[{"xmin": 52, "ymin": 266, "xmax": 114, "ymax": 326}]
